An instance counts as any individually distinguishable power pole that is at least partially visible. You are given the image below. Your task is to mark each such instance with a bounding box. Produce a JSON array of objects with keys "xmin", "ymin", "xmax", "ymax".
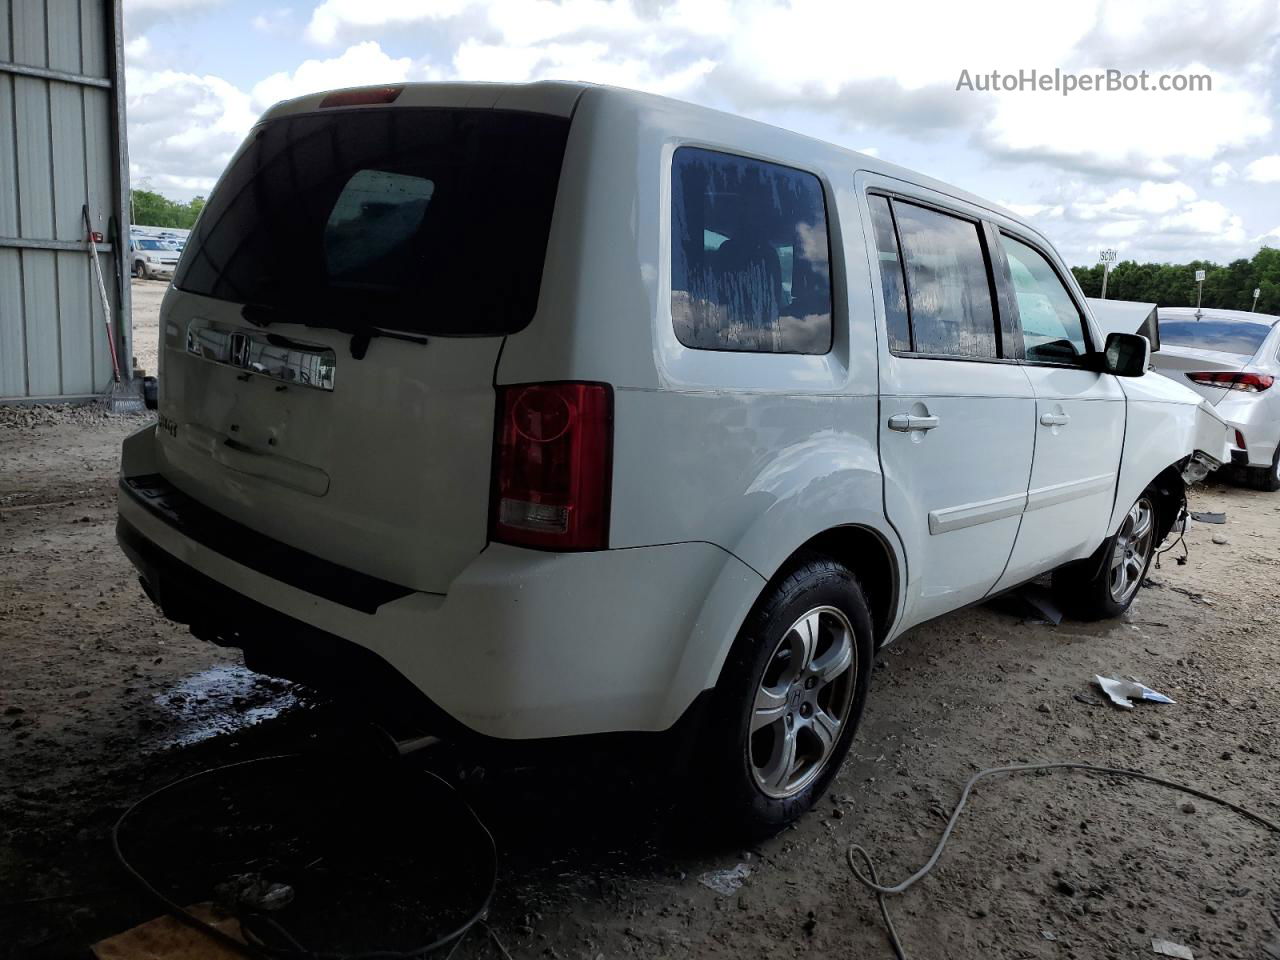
[{"xmin": 1099, "ymin": 248, "xmax": 1117, "ymax": 299}]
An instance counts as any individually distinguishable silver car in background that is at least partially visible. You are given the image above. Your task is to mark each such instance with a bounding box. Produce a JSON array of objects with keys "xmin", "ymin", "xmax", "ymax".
[{"xmin": 1152, "ymin": 307, "xmax": 1280, "ymax": 490}]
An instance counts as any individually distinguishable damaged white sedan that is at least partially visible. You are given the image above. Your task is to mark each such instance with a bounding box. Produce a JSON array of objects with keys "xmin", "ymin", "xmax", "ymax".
[{"xmin": 117, "ymin": 83, "xmax": 1229, "ymax": 832}]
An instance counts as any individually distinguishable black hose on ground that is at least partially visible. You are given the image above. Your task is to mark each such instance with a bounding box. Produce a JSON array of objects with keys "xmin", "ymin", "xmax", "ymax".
[
  {"xmin": 111, "ymin": 753, "xmax": 498, "ymax": 960},
  {"xmin": 846, "ymin": 761, "xmax": 1280, "ymax": 960}
]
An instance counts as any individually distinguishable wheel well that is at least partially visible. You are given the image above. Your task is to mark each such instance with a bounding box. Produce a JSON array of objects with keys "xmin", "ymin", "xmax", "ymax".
[
  {"xmin": 777, "ymin": 526, "xmax": 899, "ymax": 646},
  {"xmin": 1147, "ymin": 463, "xmax": 1187, "ymax": 544}
]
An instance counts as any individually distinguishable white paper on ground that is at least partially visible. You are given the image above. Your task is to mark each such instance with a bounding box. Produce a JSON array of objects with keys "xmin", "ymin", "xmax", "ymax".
[
  {"xmin": 1095, "ymin": 675, "xmax": 1176, "ymax": 709},
  {"xmin": 1151, "ymin": 938, "xmax": 1194, "ymax": 959},
  {"xmin": 698, "ymin": 863, "xmax": 751, "ymax": 895}
]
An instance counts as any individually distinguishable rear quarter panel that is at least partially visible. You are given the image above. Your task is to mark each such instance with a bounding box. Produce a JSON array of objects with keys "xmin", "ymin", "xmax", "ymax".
[{"xmin": 497, "ymin": 90, "xmax": 907, "ymax": 691}]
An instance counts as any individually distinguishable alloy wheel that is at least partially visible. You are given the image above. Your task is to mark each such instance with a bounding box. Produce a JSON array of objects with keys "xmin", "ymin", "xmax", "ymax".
[
  {"xmin": 748, "ymin": 605, "xmax": 858, "ymax": 799},
  {"xmin": 1108, "ymin": 496, "xmax": 1155, "ymax": 604}
]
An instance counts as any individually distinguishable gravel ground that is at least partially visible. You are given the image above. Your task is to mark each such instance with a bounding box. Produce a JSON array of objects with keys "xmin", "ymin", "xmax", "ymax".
[{"xmin": 1, "ymin": 286, "xmax": 1278, "ymax": 959}]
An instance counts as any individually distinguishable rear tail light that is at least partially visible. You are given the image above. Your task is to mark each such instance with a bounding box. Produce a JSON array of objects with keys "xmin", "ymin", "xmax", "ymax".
[
  {"xmin": 1186, "ymin": 371, "xmax": 1274, "ymax": 392},
  {"xmin": 319, "ymin": 85, "xmax": 403, "ymax": 108},
  {"xmin": 1235, "ymin": 430, "xmax": 1248, "ymax": 450},
  {"xmin": 491, "ymin": 382, "xmax": 613, "ymax": 551}
]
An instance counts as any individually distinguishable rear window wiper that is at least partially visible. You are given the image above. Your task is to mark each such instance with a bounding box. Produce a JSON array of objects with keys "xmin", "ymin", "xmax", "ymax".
[{"xmin": 241, "ymin": 303, "xmax": 428, "ymax": 359}]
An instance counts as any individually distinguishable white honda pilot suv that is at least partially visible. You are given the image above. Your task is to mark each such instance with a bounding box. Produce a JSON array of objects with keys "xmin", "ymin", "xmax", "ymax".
[{"xmin": 118, "ymin": 82, "xmax": 1227, "ymax": 831}]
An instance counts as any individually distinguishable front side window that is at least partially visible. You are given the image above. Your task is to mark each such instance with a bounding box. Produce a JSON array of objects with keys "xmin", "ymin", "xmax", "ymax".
[
  {"xmin": 671, "ymin": 147, "xmax": 832, "ymax": 354},
  {"xmin": 892, "ymin": 201, "xmax": 998, "ymax": 359},
  {"xmin": 1000, "ymin": 234, "xmax": 1090, "ymax": 364}
]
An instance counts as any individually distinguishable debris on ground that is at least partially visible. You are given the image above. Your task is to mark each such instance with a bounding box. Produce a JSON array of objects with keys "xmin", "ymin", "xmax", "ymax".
[
  {"xmin": 698, "ymin": 863, "xmax": 752, "ymax": 895},
  {"xmin": 1211, "ymin": 534, "xmax": 1229, "ymax": 545},
  {"xmin": 1189, "ymin": 511, "xmax": 1226, "ymax": 524},
  {"xmin": 92, "ymin": 903, "xmax": 244, "ymax": 959},
  {"xmin": 1151, "ymin": 937, "xmax": 1195, "ymax": 959},
  {"xmin": 1095, "ymin": 676, "xmax": 1175, "ymax": 710},
  {"xmin": 214, "ymin": 873, "xmax": 295, "ymax": 912}
]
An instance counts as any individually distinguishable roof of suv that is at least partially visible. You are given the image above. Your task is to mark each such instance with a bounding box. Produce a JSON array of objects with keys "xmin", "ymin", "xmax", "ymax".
[{"xmin": 259, "ymin": 80, "xmax": 1025, "ymax": 234}]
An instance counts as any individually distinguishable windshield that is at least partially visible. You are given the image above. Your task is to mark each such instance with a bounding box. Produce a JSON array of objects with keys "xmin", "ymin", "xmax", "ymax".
[
  {"xmin": 1160, "ymin": 319, "xmax": 1271, "ymax": 356},
  {"xmin": 174, "ymin": 107, "xmax": 570, "ymax": 336},
  {"xmin": 137, "ymin": 239, "xmax": 169, "ymax": 251}
]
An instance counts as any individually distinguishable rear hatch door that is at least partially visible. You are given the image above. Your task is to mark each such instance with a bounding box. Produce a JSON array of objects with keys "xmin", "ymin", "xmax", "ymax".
[{"xmin": 154, "ymin": 95, "xmax": 574, "ymax": 595}]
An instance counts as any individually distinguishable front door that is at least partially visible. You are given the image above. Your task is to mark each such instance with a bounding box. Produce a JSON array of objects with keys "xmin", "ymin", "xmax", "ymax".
[
  {"xmin": 863, "ymin": 188, "xmax": 1036, "ymax": 631},
  {"xmin": 991, "ymin": 232, "xmax": 1125, "ymax": 591}
]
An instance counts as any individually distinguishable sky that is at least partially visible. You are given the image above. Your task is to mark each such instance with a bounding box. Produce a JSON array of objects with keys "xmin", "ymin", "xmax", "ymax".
[{"xmin": 121, "ymin": 0, "xmax": 1280, "ymax": 267}]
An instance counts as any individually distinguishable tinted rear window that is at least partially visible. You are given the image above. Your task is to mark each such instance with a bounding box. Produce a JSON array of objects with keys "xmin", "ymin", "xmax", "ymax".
[
  {"xmin": 175, "ymin": 108, "xmax": 570, "ymax": 336},
  {"xmin": 1159, "ymin": 319, "xmax": 1271, "ymax": 356}
]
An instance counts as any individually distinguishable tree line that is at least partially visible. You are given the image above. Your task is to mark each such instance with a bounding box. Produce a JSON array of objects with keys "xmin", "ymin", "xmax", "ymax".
[
  {"xmin": 130, "ymin": 189, "xmax": 206, "ymax": 230},
  {"xmin": 1071, "ymin": 246, "xmax": 1280, "ymax": 315}
]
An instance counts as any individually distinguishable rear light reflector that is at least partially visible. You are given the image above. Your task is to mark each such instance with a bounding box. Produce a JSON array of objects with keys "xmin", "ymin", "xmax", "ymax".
[
  {"xmin": 1186, "ymin": 371, "xmax": 1274, "ymax": 392},
  {"xmin": 319, "ymin": 85, "xmax": 403, "ymax": 108},
  {"xmin": 491, "ymin": 382, "xmax": 613, "ymax": 551}
]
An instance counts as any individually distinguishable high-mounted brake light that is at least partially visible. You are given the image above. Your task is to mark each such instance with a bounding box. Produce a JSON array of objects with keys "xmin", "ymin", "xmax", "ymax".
[
  {"xmin": 318, "ymin": 86, "xmax": 403, "ymax": 109},
  {"xmin": 491, "ymin": 382, "xmax": 613, "ymax": 551},
  {"xmin": 1186, "ymin": 371, "xmax": 1274, "ymax": 392}
]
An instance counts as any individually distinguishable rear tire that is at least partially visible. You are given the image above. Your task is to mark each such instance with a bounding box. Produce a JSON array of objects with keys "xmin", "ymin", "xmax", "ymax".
[
  {"xmin": 697, "ymin": 557, "xmax": 874, "ymax": 836},
  {"xmin": 1245, "ymin": 447, "xmax": 1280, "ymax": 492},
  {"xmin": 1053, "ymin": 490, "xmax": 1160, "ymax": 620}
]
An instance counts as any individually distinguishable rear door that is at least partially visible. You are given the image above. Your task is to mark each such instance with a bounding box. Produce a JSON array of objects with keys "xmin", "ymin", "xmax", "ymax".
[
  {"xmin": 991, "ymin": 231, "xmax": 1124, "ymax": 590},
  {"xmin": 154, "ymin": 100, "xmax": 574, "ymax": 595},
  {"xmin": 863, "ymin": 185, "xmax": 1035, "ymax": 631}
]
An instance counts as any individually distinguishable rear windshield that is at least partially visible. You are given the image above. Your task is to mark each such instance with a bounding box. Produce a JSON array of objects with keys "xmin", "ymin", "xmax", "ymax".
[
  {"xmin": 174, "ymin": 107, "xmax": 570, "ymax": 336},
  {"xmin": 1159, "ymin": 319, "xmax": 1271, "ymax": 356}
]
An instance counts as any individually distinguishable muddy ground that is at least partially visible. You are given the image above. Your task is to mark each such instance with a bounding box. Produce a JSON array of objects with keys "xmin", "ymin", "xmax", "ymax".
[{"xmin": 2, "ymin": 279, "xmax": 1279, "ymax": 959}]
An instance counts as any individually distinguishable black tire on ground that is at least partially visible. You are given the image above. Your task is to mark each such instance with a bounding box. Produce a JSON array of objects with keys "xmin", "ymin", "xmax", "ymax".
[
  {"xmin": 697, "ymin": 556, "xmax": 874, "ymax": 835},
  {"xmin": 1053, "ymin": 488, "xmax": 1161, "ymax": 621},
  {"xmin": 1245, "ymin": 446, "xmax": 1280, "ymax": 492}
]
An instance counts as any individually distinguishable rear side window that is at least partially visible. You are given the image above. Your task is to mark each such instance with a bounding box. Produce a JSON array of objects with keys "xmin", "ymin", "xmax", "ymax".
[
  {"xmin": 671, "ymin": 147, "xmax": 833, "ymax": 354},
  {"xmin": 1159, "ymin": 319, "xmax": 1271, "ymax": 356},
  {"xmin": 866, "ymin": 195, "xmax": 911, "ymax": 352},
  {"xmin": 175, "ymin": 108, "xmax": 570, "ymax": 336},
  {"xmin": 1000, "ymin": 234, "xmax": 1090, "ymax": 364},
  {"xmin": 890, "ymin": 200, "xmax": 998, "ymax": 358}
]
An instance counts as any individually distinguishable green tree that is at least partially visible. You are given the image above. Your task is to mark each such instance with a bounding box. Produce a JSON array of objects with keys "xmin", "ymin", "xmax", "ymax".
[
  {"xmin": 130, "ymin": 189, "xmax": 207, "ymax": 229},
  {"xmin": 1075, "ymin": 246, "xmax": 1280, "ymax": 315}
]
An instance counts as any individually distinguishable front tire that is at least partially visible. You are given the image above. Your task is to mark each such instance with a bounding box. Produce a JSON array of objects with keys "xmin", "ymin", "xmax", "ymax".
[
  {"xmin": 1053, "ymin": 491, "xmax": 1159, "ymax": 620},
  {"xmin": 698, "ymin": 557, "xmax": 874, "ymax": 835}
]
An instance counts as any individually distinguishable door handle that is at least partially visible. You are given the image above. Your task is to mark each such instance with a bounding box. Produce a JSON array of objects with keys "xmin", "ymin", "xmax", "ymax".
[
  {"xmin": 1039, "ymin": 412, "xmax": 1070, "ymax": 427},
  {"xmin": 888, "ymin": 414, "xmax": 940, "ymax": 433}
]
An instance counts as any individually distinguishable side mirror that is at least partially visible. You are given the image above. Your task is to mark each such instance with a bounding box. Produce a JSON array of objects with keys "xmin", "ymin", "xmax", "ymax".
[{"xmin": 1101, "ymin": 332, "xmax": 1150, "ymax": 377}]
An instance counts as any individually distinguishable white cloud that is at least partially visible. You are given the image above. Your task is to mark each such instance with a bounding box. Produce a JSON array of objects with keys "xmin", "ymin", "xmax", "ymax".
[
  {"xmin": 1210, "ymin": 161, "xmax": 1237, "ymax": 187},
  {"xmin": 251, "ymin": 42, "xmax": 416, "ymax": 112},
  {"xmin": 126, "ymin": 67, "xmax": 256, "ymax": 195},
  {"xmin": 978, "ymin": 66, "xmax": 1271, "ymax": 178},
  {"xmin": 124, "ymin": 0, "xmax": 224, "ymax": 33},
  {"xmin": 1245, "ymin": 154, "xmax": 1280, "ymax": 183},
  {"xmin": 306, "ymin": 0, "xmax": 470, "ymax": 44}
]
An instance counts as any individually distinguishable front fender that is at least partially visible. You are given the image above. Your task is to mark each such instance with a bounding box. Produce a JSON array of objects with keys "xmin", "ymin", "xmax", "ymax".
[{"xmin": 1112, "ymin": 375, "xmax": 1229, "ymax": 534}]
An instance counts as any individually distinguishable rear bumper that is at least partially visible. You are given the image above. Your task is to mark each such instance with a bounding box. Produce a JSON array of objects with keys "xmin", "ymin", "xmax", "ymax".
[{"xmin": 116, "ymin": 425, "xmax": 761, "ymax": 740}]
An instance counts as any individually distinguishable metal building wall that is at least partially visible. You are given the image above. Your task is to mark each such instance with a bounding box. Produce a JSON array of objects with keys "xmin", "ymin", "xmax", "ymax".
[{"xmin": 0, "ymin": 0, "xmax": 130, "ymax": 402}]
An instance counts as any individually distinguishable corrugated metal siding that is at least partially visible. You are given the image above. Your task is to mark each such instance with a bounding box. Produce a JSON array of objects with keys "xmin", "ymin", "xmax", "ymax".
[{"xmin": 1, "ymin": 0, "xmax": 125, "ymax": 401}]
